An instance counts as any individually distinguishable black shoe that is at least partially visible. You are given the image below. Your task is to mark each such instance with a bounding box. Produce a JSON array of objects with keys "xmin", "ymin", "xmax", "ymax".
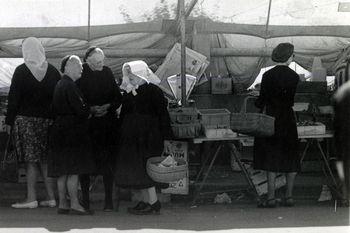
[
  {"xmin": 103, "ymin": 202, "xmax": 114, "ymax": 212},
  {"xmin": 257, "ymin": 198, "xmax": 277, "ymax": 208},
  {"xmin": 70, "ymin": 208, "xmax": 94, "ymax": 215},
  {"xmin": 130, "ymin": 201, "xmax": 161, "ymax": 215},
  {"xmin": 57, "ymin": 208, "xmax": 70, "ymax": 215},
  {"xmin": 282, "ymin": 197, "xmax": 295, "ymax": 207},
  {"xmin": 127, "ymin": 201, "xmax": 148, "ymax": 213}
]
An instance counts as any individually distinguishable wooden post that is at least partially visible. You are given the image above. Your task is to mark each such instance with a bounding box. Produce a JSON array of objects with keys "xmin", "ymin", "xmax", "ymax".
[{"xmin": 180, "ymin": 0, "xmax": 187, "ymax": 106}]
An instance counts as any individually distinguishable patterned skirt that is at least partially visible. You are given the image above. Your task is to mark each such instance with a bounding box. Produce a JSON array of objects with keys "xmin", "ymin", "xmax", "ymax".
[{"xmin": 13, "ymin": 116, "xmax": 52, "ymax": 163}]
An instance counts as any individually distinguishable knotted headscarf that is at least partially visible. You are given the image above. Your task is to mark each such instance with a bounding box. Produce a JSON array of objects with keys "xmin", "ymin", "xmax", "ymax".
[
  {"xmin": 22, "ymin": 37, "xmax": 48, "ymax": 81},
  {"xmin": 120, "ymin": 60, "xmax": 160, "ymax": 95}
]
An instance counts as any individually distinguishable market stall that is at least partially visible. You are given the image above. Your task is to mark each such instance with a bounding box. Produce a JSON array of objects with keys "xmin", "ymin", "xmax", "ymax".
[{"xmin": 1, "ymin": 0, "xmax": 350, "ymax": 204}]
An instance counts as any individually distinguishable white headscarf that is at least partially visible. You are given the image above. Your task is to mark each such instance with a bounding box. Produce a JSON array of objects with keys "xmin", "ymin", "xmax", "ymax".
[
  {"xmin": 86, "ymin": 48, "xmax": 105, "ymax": 71},
  {"xmin": 22, "ymin": 37, "xmax": 48, "ymax": 82},
  {"xmin": 120, "ymin": 60, "xmax": 160, "ymax": 95}
]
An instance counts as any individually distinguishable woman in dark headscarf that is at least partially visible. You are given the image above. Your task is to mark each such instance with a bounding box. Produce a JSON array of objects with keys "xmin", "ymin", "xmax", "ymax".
[
  {"xmin": 76, "ymin": 47, "xmax": 122, "ymax": 211},
  {"xmin": 6, "ymin": 37, "xmax": 60, "ymax": 209},
  {"xmin": 253, "ymin": 43, "xmax": 300, "ymax": 208},
  {"xmin": 115, "ymin": 60, "xmax": 172, "ymax": 215}
]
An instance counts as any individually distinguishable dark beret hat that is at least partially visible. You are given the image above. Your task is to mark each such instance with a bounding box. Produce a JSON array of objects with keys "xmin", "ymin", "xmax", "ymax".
[
  {"xmin": 60, "ymin": 55, "xmax": 71, "ymax": 73},
  {"xmin": 83, "ymin": 46, "xmax": 97, "ymax": 62},
  {"xmin": 271, "ymin": 43, "xmax": 294, "ymax": 63}
]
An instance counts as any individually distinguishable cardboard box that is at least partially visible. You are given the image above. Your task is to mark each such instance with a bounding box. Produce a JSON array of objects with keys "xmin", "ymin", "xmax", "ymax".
[
  {"xmin": 161, "ymin": 140, "xmax": 189, "ymax": 195},
  {"xmin": 211, "ymin": 77, "xmax": 232, "ymax": 94},
  {"xmin": 156, "ymin": 43, "xmax": 209, "ymax": 97},
  {"xmin": 297, "ymin": 122, "xmax": 326, "ymax": 136},
  {"xmin": 245, "ymin": 165, "xmax": 286, "ymax": 196}
]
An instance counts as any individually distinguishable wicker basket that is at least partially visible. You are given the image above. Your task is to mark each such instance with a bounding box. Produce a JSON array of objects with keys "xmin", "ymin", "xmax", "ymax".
[
  {"xmin": 231, "ymin": 96, "xmax": 275, "ymax": 137},
  {"xmin": 146, "ymin": 157, "xmax": 188, "ymax": 183}
]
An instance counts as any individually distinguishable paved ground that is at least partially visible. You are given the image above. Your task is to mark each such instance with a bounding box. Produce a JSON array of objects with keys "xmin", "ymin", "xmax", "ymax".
[
  {"xmin": 0, "ymin": 200, "xmax": 349, "ymax": 233},
  {"xmin": 1, "ymin": 168, "xmax": 349, "ymax": 233}
]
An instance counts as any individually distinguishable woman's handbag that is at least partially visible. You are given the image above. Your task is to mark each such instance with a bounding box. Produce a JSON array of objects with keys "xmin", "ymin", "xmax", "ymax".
[
  {"xmin": 230, "ymin": 96, "xmax": 275, "ymax": 137},
  {"xmin": 0, "ymin": 133, "xmax": 18, "ymax": 182}
]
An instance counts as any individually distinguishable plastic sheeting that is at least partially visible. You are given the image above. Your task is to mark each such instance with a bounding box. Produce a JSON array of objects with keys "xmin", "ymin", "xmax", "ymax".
[{"xmin": 1, "ymin": 0, "xmax": 350, "ymax": 89}]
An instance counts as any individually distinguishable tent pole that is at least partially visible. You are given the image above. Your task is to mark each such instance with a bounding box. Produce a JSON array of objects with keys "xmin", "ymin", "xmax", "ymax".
[
  {"xmin": 265, "ymin": 0, "xmax": 273, "ymax": 36},
  {"xmin": 180, "ymin": 0, "xmax": 187, "ymax": 106},
  {"xmin": 88, "ymin": 0, "xmax": 91, "ymax": 42}
]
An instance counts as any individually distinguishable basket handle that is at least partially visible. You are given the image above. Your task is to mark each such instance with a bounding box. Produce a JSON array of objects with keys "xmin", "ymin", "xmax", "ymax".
[{"xmin": 240, "ymin": 96, "xmax": 258, "ymax": 113}]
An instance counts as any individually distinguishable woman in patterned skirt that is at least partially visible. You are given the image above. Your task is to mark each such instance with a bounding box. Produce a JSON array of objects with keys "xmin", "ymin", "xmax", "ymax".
[{"xmin": 5, "ymin": 37, "xmax": 61, "ymax": 209}]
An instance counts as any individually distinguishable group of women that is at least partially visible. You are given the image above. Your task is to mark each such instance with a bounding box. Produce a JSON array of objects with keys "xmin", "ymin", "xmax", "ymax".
[
  {"xmin": 8, "ymin": 37, "xmax": 343, "ymax": 214},
  {"xmin": 5, "ymin": 37, "xmax": 172, "ymax": 215}
]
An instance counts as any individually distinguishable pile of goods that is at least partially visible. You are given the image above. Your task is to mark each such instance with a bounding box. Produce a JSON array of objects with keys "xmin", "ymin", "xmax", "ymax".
[{"xmin": 296, "ymin": 120, "xmax": 326, "ymax": 135}]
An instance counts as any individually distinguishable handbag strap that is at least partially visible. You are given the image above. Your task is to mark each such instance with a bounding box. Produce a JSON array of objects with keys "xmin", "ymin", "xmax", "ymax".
[{"xmin": 241, "ymin": 96, "xmax": 258, "ymax": 113}]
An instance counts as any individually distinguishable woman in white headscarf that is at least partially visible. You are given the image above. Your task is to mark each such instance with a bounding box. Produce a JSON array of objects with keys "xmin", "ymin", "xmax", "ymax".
[
  {"xmin": 5, "ymin": 37, "xmax": 61, "ymax": 209},
  {"xmin": 115, "ymin": 60, "xmax": 172, "ymax": 215}
]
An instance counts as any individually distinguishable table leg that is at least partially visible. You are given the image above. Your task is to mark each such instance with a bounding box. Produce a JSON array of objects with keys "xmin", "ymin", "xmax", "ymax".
[
  {"xmin": 316, "ymin": 140, "xmax": 338, "ymax": 188},
  {"xmin": 191, "ymin": 144, "xmax": 223, "ymax": 206},
  {"xmin": 194, "ymin": 142, "xmax": 217, "ymax": 185},
  {"xmin": 227, "ymin": 143, "xmax": 260, "ymax": 200},
  {"xmin": 300, "ymin": 140, "xmax": 310, "ymax": 164}
]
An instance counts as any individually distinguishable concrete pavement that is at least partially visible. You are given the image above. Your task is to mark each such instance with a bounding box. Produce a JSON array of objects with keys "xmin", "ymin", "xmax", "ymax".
[{"xmin": 0, "ymin": 200, "xmax": 349, "ymax": 233}]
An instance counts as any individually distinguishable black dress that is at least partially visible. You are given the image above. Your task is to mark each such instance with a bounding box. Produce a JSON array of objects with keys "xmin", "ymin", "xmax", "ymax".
[
  {"xmin": 333, "ymin": 81, "xmax": 350, "ymax": 188},
  {"xmin": 253, "ymin": 65, "xmax": 300, "ymax": 172},
  {"xmin": 114, "ymin": 83, "xmax": 172, "ymax": 189},
  {"xmin": 76, "ymin": 64, "xmax": 122, "ymax": 174},
  {"xmin": 48, "ymin": 75, "xmax": 95, "ymax": 177}
]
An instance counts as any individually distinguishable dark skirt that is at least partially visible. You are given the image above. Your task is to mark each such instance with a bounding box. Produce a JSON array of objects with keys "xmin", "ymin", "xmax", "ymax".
[
  {"xmin": 48, "ymin": 116, "xmax": 95, "ymax": 177},
  {"xmin": 88, "ymin": 115, "xmax": 119, "ymax": 175},
  {"xmin": 12, "ymin": 116, "xmax": 52, "ymax": 163},
  {"xmin": 253, "ymin": 107, "xmax": 300, "ymax": 172},
  {"xmin": 114, "ymin": 114, "xmax": 164, "ymax": 189}
]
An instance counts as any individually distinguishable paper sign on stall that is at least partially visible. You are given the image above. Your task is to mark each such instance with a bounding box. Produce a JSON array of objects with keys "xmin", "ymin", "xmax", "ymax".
[{"xmin": 161, "ymin": 140, "xmax": 189, "ymax": 195}]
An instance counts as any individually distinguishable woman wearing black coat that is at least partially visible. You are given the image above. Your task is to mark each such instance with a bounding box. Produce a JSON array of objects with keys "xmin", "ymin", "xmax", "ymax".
[
  {"xmin": 76, "ymin": 47, "xmax": 122, "ymax": 211},
  {"xmin": 48, "ymin": 55, "xmax": 95, "ymax": 215},
  {"xmin": 115, "ymin": 60, "xmax": 172, "ymax": 215},
  {"xmin": 253, "ymin": 43, "xmax": 300, "ymax": 208}
]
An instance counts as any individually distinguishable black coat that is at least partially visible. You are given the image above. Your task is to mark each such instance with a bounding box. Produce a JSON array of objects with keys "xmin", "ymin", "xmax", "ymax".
[
  {"xmin": 333, "ymin": 81, "xmax": 350, "ymax": 167},
  {"xmin": 76, "ymin": 64, "xmax": 122, "ymax": 174},
  {"xmin": 253, "ymin": 65, "xmax": 300, "ymax": 172},
  {"xmin": 115, "ymin": 83, "xmax": 172, "ymax": 189},
  {"xmin": 48, "ymin": 75, "xmax": 95, "ymax": 177}
]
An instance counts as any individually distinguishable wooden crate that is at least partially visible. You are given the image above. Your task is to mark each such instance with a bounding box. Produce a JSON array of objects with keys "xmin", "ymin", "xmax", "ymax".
[
  {"xmin": 245, "ymin": 165, "xmax": 286, "ymax": 196},
  {"xmin": 297, "ymin": 122, "xmax": 326, "ymax": 136}
]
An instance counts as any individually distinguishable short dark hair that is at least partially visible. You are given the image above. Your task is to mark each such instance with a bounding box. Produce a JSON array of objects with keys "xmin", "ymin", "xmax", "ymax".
[{"xmin": 60, "ymin": 55, "xmax": 72, "ymax": 73}]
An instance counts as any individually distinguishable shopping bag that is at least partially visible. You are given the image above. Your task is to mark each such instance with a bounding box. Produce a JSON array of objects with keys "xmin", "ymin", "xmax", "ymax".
[
  {"xmin": 0, "ymin": 133, "xmax": 18, "ymax": 182},
  {"xmin": 230, "ymin": 96, "xmax": 275, "ymax": 137}
]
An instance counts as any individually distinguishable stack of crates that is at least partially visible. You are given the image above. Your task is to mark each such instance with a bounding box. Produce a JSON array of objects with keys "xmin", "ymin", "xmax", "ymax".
[
  {"xmin": 198, "ymin": 109, "xmax": 235, "ymax": 138},
  {"xmin": 169, "ymin": 107, "xmax": 201, "ymax": 139}
]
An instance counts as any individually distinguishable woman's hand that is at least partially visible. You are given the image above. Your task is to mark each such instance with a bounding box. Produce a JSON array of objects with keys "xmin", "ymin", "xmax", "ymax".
[{"xmin": 5, "ymin": 125, "xmax": 11, "ymax": 135}]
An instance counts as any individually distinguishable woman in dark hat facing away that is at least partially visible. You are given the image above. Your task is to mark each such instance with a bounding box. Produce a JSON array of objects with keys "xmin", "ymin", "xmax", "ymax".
[{"xmin": 253, "ymin": 43, "xmax": 300, "ymax": 208}]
